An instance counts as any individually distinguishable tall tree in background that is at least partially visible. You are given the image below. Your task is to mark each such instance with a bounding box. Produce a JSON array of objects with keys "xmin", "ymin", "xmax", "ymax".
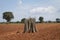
[
  {"xmin": 39, "ymin": 17, "xmax": 44, "ymax": 23},
  {"xmin": 56, "ymin": 18, "xmax": 60, "ymax": 23},
  {"xmin": 3, "ymin": 12, "xmax": 14, "ymax": 22},
  {"xmin": 21, "ymin": 18, "xmax": 26, "ymax": 23}
]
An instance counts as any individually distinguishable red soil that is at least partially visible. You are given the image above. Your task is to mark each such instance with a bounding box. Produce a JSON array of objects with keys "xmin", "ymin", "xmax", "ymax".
[{"xmin": 0, "ymin": 23, "xmax": 60, "ymax": 40}]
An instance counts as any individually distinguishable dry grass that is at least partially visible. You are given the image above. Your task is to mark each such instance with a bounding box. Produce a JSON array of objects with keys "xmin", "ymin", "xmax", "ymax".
[{"xmin": 0, "ymin": 23, "xmax": 60, "ymax": 40}]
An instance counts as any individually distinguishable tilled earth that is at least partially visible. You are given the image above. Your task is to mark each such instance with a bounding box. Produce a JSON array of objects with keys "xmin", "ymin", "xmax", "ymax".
[{"xmin": 0, "ymin": 23, "xmax": 60, "ymax": 40}]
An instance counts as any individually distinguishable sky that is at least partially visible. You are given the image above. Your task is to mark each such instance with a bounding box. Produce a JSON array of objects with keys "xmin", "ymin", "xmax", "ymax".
[{"xmin": 0, "ymin": 0, "xmax": 60, "ymax": 22}]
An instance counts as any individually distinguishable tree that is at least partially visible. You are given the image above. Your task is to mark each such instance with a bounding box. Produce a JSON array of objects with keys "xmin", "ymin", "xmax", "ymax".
[
  {"xmin": 3, "ymin": 12, "xmax": 14, "ymax": 22},
  {"xmin": 48, "ymin": 21, "xmax": 52, "ymax": 23},
  {"xmin": 56, "ymin": 18, "xmax": 60, "ymax": 23},
  {"xmin": 21, "ymin": 18, "xmax": 26, "ymax": 23},
  {"xmin": 39, "ymin": 17, "xmax": 44, "ymax": 23},
  {"xmin": 16, "ymin": 21, "xmax": 20, "ymax": 23}
]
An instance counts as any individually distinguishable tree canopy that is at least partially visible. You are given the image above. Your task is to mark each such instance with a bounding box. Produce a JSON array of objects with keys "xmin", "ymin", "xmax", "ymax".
[
  {"xmin": 39, "ymin": 17, "xmax": 44, "ymax": 23},
  {"xmin": 3, "ymin": 12, "xmax": 14, "ymax": 22}
]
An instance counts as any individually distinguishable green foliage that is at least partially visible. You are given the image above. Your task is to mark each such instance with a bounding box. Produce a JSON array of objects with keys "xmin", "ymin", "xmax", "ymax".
[
  {"xmin": 16, "ymin": 21, "xmax": 20, "ymax": 23},
  {"xmin": 47, "ymin": 21, "xmax": 52, "ymax": 23},
  {"xmin": 3, "ymin": 12, "xmax": 14, "ymax": 22},
  {"xmin": 21, "ymin": 18, "xmax": 26, "ymax": 23},
  {"xmin": 39, "ymin": 17, "xmax": 44, "ymax": 23},
  {"xmin": 56, "ymin": 18, "xmax": 60, "ymax": 23}
]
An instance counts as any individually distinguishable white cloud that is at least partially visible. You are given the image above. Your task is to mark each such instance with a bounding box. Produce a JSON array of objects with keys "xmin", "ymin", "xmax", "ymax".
[
  {"xmin": 19, "ymin": 0, "xmax": 23, "ymax": 5},
  {"xmin": 30, "ymin": 6, "xmax": 56, "ymax": 13}
]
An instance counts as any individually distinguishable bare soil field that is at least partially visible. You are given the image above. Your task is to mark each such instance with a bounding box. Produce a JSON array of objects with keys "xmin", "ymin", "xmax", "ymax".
[{"xmin": 0, "ymin": 23, "xmax": 60, "ymax": 40}]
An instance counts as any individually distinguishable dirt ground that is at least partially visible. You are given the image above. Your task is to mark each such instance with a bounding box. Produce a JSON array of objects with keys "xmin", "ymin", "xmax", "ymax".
[{"xmin": 0, "ymin": 23, "xmax": 60, "ymax": 40}]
